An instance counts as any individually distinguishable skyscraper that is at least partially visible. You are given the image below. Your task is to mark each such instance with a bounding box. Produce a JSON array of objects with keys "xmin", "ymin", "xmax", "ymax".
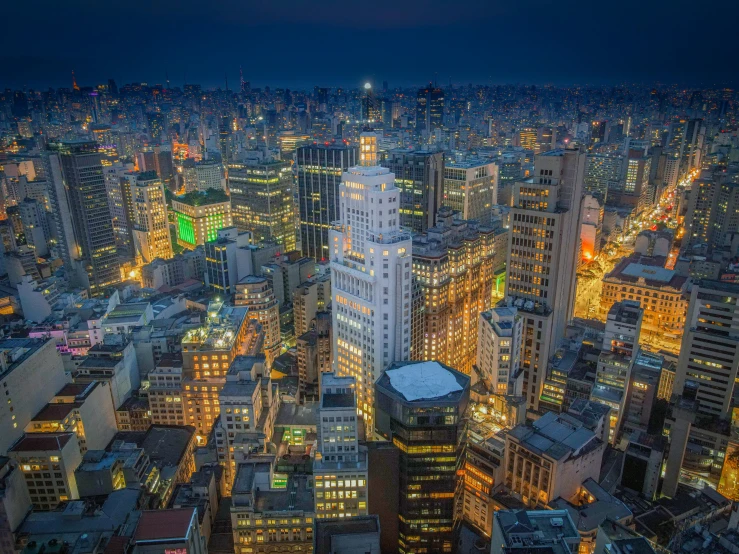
[
  {"xmin": 416, "ymin": 84, "xmax": 444, "ymax": 132},
  {"xmin": 296, "ymin": 143, "xmax": 358, "ymax": 261},
  {"xmin": 329, "ymin": 132, "xmax": 412, "ymax": 427},
  {"xmin": 411, "ymin": 207, "xmax": 496, "ymax": 375},
  {"xmin": 505, "ymin": 148, "xmax": 586, "ymax": 414},
  {"xmin": 125, "ymin": 171, "xmax": 173, "ymax": 264},
  {"xmin": 384, "ymin": 149, "xmax": 444, "ymax": 234},
  {"xmin": 45, "ymin": 140, "xmax": 120, "ymax": 294},
  {"xmin": 228, "ymin": 160, "xmax": 297, "ymax": 252},
  {"xmin": 375, "ymin": 361, "xmax": 470, "ymax": 554},
  {"xmin": 667, "ymin": 280, "xmax": 739, "ymax": 489},
  {"xmin": 443, "ymin": 158, "xmax": 497, "ymax": 224}
]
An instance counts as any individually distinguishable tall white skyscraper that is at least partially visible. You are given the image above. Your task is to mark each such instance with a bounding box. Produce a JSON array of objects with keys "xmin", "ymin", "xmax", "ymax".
[
  {"xmin": 505, "ymin": 148, "xmax": 586, "ymax": 414},
  {"xmin": 330, "ymin": 133, "xmax": 412, "ymax": 427}
]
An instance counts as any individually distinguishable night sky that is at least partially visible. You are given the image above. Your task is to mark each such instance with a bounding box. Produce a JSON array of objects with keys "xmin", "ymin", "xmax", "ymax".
[{"xmin": 1, "ymin": 0, "xmax": 737, "ymax": 90}]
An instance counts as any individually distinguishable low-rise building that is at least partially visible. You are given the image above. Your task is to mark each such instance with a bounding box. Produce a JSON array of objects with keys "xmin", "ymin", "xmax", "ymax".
[
  {"xmin": 314, "ymin": 515, "xmax": 381, "ymax": 554},
  {"xmin": 231, "ymin": 461, "xmax": 315, "ymax": 554},
  {"xmin": 491, "ymin": 509, "xmax": 580, "ymax": 554},
  {"xmin": 115, "ymin": 395, "xmax": 152, "ymax": 432},
  {"xmin": 132, "ymin": 508, "xmax": 207, "ymax": 554},
  {"xmin": 504, "ymin": 410, "xmax": 606, "ymax": 508}
]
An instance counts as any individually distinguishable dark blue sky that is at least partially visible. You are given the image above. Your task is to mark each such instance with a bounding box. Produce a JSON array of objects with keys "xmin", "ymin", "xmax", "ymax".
[{"xmin": 1, "ymin": 0, "xmax": 737, "ymax": 90}]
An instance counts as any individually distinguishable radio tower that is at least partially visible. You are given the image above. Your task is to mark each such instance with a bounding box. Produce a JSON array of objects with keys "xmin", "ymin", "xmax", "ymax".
[{"xmin": 72, "ymin": 70, "xmax": 80, "ymax": 92}]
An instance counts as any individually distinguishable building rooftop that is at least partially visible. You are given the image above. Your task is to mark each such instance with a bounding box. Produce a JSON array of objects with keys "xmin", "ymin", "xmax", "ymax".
[
  {"xmin": 10, "ymin": 433, "xmax": 75, "ymax": 452},
  {"xmin": 549, "ymin": 478, "xmax": 632, "ymax": 532},
  {"xmin": 254, "ymin": 475, "xmax": 314, "ymax": 513},
  {"xmin": 508, "ymin": 411, "xmax": 600, "ymax": 462},
  {"xmin": 174, "ymin": 188, "xmax": 229, "ymax": 207},
  {"xmin": 134, "ymin": 508, "xmax": 196, "ymax": 542},
  {"xmin": 494, "ymin": 509, "xmax": 579, "ymax": 553},
  {"xmin": 105, "ymin": 302, "xmax": 150, "ymax": 323},
  {"xmin": 379, "ymin": 361, "xmax": 470, "ymax": 403},
  {"xmin": 275, "ymin": 402, "xmax": 319, "ymax": 428},
  {"xmin": 31, "ymin": 402, "xmax": 79, "ymax": 422},
  {"xmin": 0, "ymin": 338, "xmax": 48, "ymax": 380},
  {"xmin": 315, "ymin": 515, "xmax": 380, "ymax": 554}
]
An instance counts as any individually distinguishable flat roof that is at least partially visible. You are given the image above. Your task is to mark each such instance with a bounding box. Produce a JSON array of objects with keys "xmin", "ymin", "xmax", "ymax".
[
  {"xmin": 315, "ymin": 515, "xmax": 380, "ymax": 553},
  {"xmin": 0, "ymin": 338, "xmax": 48, "ymax": 380},
  {"xmin": 32, "ymin": 402, "xmax": 79, "ymax": 422},
  {"xmin": 621, "ymin": 263, "xmax": 675, "ymax": 283}
]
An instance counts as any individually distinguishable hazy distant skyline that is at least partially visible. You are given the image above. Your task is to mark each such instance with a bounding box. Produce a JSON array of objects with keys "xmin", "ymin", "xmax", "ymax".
[{"xmin": 1, "ymin": 0, "xmax": 738, "ymax": 90}]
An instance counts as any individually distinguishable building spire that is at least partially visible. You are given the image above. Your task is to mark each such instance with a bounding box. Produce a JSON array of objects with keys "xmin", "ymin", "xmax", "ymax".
[{"xmin": 72, "ymin": 70, "xmax": 79, "ymax": 92}]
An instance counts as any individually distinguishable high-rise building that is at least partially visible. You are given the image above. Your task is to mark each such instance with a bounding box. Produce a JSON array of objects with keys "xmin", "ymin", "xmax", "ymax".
[
  {"xmin": 293, "ymin": 276, "xmax": 331, "ymax": 337},
  {"xmin": 668, "ymin": 280, "xmax": 739, "ymax": 487},
  {"xmin": 235, "ymin": 276, "xmax": 282, "ymax": 365},
  {"xmin": 228, "ymin": 160, "xmax": 297, "ymax": 252},
  {"xmin": 191, "ymin": 159, "xmax": 223, "ymax": 192},
  {"xmin": 505, "ymin": 148, "xmax": 586, "ymax": 414},
  {"xmin": 476, "ymin": 307, "xmax": 524, "ymax": 397},
  {"xmin": 517, "ymin": 128, "xmax": 537, "ymax": 151},
  {"xmin": 411, "ymin": 207, "xmax": 496, "ymax": 374},
  {"xmin": 415, "ymin": 84, "xmax": 444, "ymax": 132},
  {"xmin": 591, "ymin": 300, "xmax": 643, "ymax": 444},
  {"xmin": 584, "ymin": 154, "xmax": 621, "ymax": 201},
  {"xmin": 617, "ymin": 149, "xmax": 652, "ymax": 213},
  {"xmin": 384, "ymin": 149, "xmax": 445, "ymax": 234},
  {"xmin": 443, "ymin": 158, "xmax": 497, "ymax": 224},
  {"xmin": 123, "ymin": 171, "xmax": 172, "ymax": 264},
  {"xmin": 181, "ymin": 301, "xmax": 250, "ymax": 439},
  {"xmin": 329, "ymin": 132, "xmax": 412, "ymax": 427},
  {"xmin": 45, "ymin": 140, "xmax": 120, "ymax": 294},
  {"xmin": 103, "ymin": 163, "xmax": 134, "ymax": 256},
  {"xmin": 18, "ymin": 198, "xmax": 50, "ymax": 257},
  {"xmin": 296, "ymin": 144, "xmax": 357, "ymax": 261},
  {"xmin": 146, "ymin": 112, "xmax": 166, "ymax": 143},
  {"xmin": 172, "ymin": 189, "xmax": 233, "ymax": 249},
  {"xmin": 313, "ymin": 373, "xmax": 368, "ymax": 519},
  {"xmin": 683, "ymin": 171, "xmax": 739, "ymax": 255},
  {"xmin": 375, "ymin": 361, "xmax": 470, "ymax": 554}
]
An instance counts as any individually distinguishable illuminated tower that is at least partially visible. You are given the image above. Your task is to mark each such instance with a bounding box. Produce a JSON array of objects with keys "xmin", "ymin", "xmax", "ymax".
[
  {"xmin": 329, "ymin": 132, "xmax": 412, "ymax": 427},
  {"xmin": 505, "ymin": 148, "xmax": 586, "ymax": 414}
]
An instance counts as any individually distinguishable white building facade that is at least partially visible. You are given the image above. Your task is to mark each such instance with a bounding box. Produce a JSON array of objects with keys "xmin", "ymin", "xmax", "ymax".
[{"xmin": 329, "ymin": 133, "xmax": 412, "ymax": 426}]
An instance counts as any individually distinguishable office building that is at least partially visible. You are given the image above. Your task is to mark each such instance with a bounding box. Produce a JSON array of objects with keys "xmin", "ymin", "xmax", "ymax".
[
  {"xmin": 0, "ymin": 457, "xmax": 31, "ymax": 543},
  {"xmin": 133, "ymin": 508, "xmax": 207, "ymax": 554},
  {"xmin": 0, "ymin": 338, "xmax": 69, "ymax": 456},
  {"xmin": 375, "ymin": 361, "xmax": 470, "ymax": 554},
  {"xmin": 314, "ymin": 516, "xmax": 381, "ymax": 554},
  {"xmin": 172, "ymin": 189, "xmax": 232, "ymax": 249},
  {"xmin": 124, "ymin": 171, "xmax": 173, "ymax": 263},
  {"xmin": 228, "ymin": 160, "xmax": 297, "ymax": 252},
  {"xmin": 293, "ymin": 276, "xmax": 331, "ymax": 337},
  {"xmin": 443, "ymin": 158, "xmax": 497, "ymax": 224},
  {"xmin": 45, "ymin": 141, "xmax": 120, "ymax": 293},
  {"xmin": 296, "ymin": 144, "xmax": 358, "ymax": 261},
  {"xmin": 618, "ymin": 149, "xmax": 652, "ymax": 213},
  {"xmin": 506, "ymin": 149, "xmax": 586, "ymax": 414},
  {"xmin": 9, "ymin": 433, "xmax": 82, "ymax": 511},
  {"xmin": 18, "ymin": 198, "xmax": 49, "ymax": 257},
  {"xmin": 461, "ymin": 431, "xmax": 505, "ymax": 536},
  {"xmin": 26, "ymin": 381, "xmax": 117, "ymax": 454},
  {"xmin": 181, "ymin": 301, "xmax": 250, "ymax": 438},
  {"xmin": 668, "ymin": 280, "xmax": 739, "ymax": 487},
  {"xmin": 235, "ymin": 276, "xmax": 282, "ymax": 364},
  {"xmin": 591, "ymin": 300, "xmax": 643, "ymax": 444},
  {"xmin": 191, "ymin": 159, "xmax": 223, "ymax": 192},
  {"xmin": 683, "ymin": 172, "xmax": 739, "ymax": 255},
  {"xmin": 491, "ymin": 509, "xmax": 580, "ymax": 554},
  {"xmin": 517, "ymin": 128, "xmax": 537, "ymax": 151},
  {"xmin": 476, "ymin": 307, "xmax": 524, "ymax": 397},
  {"xmin": 504, "ymin": 410, "xmax": 606, "ymax": 507},
  {"xmin": 411, "ymin": 207, "xmax": 496, "ymax": 374},
  {"xmin": 148, "ymin": 354, "xmax": 186, "ymax": 427},
  {"xmin": 383, "ymin": 149, "xmax": 445, "ymax": 234},
  {"xmin": 214, "ymin": 356, "xmax": 278, "ymax": 489},
  {"xmin": 584, "ymin": 153, "xmax": 622, "ymax": 200},
  {"xmin": 622, "ymin": 432, "xmax": 665, "ymax": 501},
  {"xmin": 313, "ymin": 373, "xmax": 368, "ymax": 519},
  {"xmin": 329, "ymin": 133, "xmax": 412, "ymax": 426},
  {"xmin": 622, "ymin": 351, "xmax": 662, "ymax": 438},
  {"xmin": 600, "ymin": 255, "xmax": 688, "ymax": 348},
  {"xmin": 230, "ymin": 461, "xmax": 315, "ymax": 554},
  {"xmin": 415, "ymin": 84, "xmax": 444, "ymax": 133}
]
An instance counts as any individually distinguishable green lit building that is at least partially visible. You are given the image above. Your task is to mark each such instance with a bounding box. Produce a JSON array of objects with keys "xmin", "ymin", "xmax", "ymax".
[{"xmin": 171, "ymin": 189, "xmax": 232, "ymax": 249}]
